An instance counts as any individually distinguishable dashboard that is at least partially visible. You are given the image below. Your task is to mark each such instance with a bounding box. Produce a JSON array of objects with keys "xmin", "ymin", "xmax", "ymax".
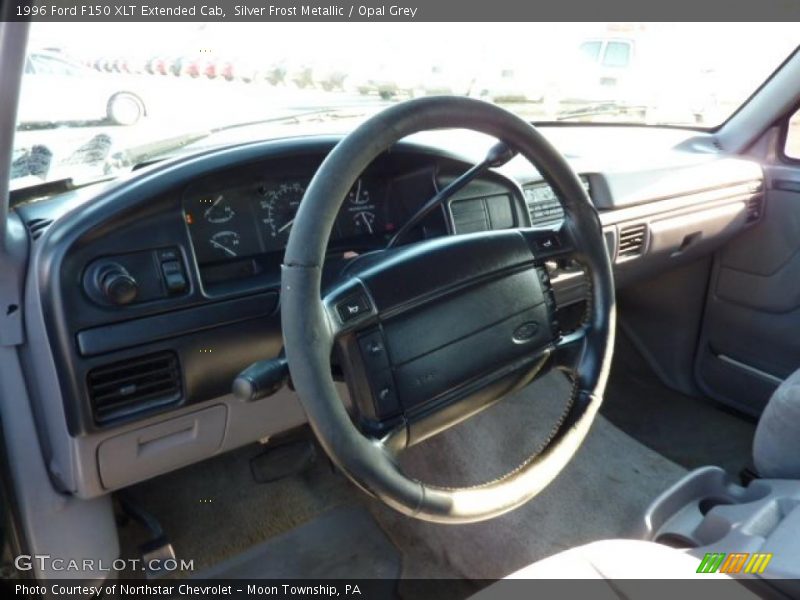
[{"xmin": 14, "ymin": 130, "xmax": 765, "ymax": 499}]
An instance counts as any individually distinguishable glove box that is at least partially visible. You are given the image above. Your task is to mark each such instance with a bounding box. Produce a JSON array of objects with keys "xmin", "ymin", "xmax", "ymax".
[{"xmin": 647, "ymin": 201, "xmax": 748, "ymax": 261}]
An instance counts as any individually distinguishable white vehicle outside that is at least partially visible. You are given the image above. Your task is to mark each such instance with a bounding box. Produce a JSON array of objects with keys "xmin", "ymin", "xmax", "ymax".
[{"xmin": 18, "ymin": 51, "xmax": 148, "ymax": 126}]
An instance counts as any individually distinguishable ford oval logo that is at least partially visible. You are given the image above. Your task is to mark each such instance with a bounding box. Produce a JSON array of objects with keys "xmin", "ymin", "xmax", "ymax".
[{"xmin": 513, "ymin": 321, "xmax": 539, "ymax": 343}]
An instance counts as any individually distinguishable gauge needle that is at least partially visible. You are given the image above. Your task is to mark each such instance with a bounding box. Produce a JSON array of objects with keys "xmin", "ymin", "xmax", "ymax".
[
  {"xmin": 360, "ymin": 212, "xmax": 374, "ymax": 234},
  {"xmin": 278, "ymin": 218, "xmax": 294, "ymax": 234},
  {"xmin": 210, "ymin": 239, "xmax": 237, "ymax": 257},
  {"xmin": 203, "ymin": 195, "xmax": 223, "ymax": 217}
]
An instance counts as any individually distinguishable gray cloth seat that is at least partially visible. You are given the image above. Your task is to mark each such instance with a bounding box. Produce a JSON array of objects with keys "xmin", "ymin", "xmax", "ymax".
[
  {"xmin": 753, "ymin": 368, "xmax": 800, "ymax": 478},
  {"xmin": 475, "ymin": 371, "xmax": 800, "ymax": 596},
  {"xmin": 476, "ymin": 373, "xmax": 800, "ymax": 596}
]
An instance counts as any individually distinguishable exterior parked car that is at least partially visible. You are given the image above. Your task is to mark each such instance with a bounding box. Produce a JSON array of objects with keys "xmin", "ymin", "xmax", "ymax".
[
  {"xmin": 235, "ymin": 58, "xmax": 264, "ymax": 83},
  {"xmin": 216, "ymin": 57, "xmax": 237, "ymax": 81},
  {"xmin": 350, "ymin": 59, "xmax": 421, "ymax": 99},
  {"xmin": 121, "ymin": 56, "xmax": 148, "ymax": 75},
  {"xmin": 179, "ymin": 56, "xmax": 204, "ymax": 78},
  {"xmin": 169, "ymin": 56, "xmax": 189, "ymax": 77},
  {"xmin": 552, "ymin": 36, "xmax": 716, "ymax": 124},
  {"xmin": 146, "ymin": 55, "xmax": 170, "ymax": 76},
  {"xmin": 557, "ymin": 38, "xmax": 638, "ymax": 105},
  {"xmin": 144, "ymin": 55, "xmax": 160, "ymax": 75},
  {"xmin": 418, "ymin": 63, "xmax": 474, "ymax": 97},
  {"xmin": 95, "ymin": 56, "xmax": 115, "ymax": 73},
  {"xmin": 476, "ymin": 64, "xmax": 547, "ymax": 103},
  {"xmin": 477, "ymin": 37, "xmax": 643, "ymax": 117},
  {"xmin": 263, "ymin": 61, "xmax": 287, "ymax": 85},
  {"xmin": 18, "ymin": 51, "xmax": 147, "ymax": 126},
  {"xmin": 288, "ymin": 63, "xmax": 314, "ymax": 88},
  {"xmin": 312, "ymin": 60, "xmax": 348, "ymax": 91},
  {"xmin": 204, "ymin": 58, "xmax": 219, "ymax": 79}
]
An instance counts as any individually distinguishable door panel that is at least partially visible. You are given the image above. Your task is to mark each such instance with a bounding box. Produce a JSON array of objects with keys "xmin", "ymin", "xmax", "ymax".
[{"xmin": 696, "ymin": 165, "xmax": 800, "ymax": 415}]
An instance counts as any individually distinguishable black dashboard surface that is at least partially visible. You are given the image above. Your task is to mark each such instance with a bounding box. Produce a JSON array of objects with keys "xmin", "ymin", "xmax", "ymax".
[
  {"xmin": 16, "ymin": 127, "xmax": 763, "ymax": 445},
  {"xmin": 23, "ymin": 137, "xmax": 531, "ymax": 435},
  {"xmin": 13, "ymin": 125, "xmax": 767, "ymax": 498}
]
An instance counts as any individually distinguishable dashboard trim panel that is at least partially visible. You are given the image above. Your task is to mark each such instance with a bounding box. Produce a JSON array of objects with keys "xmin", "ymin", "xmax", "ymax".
[{"xmin": 76, "ymin": 291, "xmax": 278, "ymax": 356}]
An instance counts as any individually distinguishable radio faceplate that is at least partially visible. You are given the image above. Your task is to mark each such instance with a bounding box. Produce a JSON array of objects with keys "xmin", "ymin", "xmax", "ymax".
[{"xmin": 524, "ymin": 175, "xmax": 591, "ymax": 227}]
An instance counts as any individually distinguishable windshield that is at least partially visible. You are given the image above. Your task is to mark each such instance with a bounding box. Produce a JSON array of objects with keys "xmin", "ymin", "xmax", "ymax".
[{"xmin": 12, "ymin": 22, "xmax": 799, "ymax": 190}]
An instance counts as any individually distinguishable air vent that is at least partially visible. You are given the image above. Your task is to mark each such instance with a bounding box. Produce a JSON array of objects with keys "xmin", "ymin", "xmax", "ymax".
[
  {"xmin": 26, "ymin": 218, "xmax": 53, "ymax": 241},
  {"xmin": 87, "ymin": 351, "xmax": 181, "ymax": 423},
  {"xmin": 617, "ymin": 223, "xmax": 648, "ymax": 259},
  {"xmin": 746, "ymin": 195, "xmax": 764, "ymax": 223},
  {"xmin": 451, "ymin": 197, "xmax": 490, "ymax": 233}
]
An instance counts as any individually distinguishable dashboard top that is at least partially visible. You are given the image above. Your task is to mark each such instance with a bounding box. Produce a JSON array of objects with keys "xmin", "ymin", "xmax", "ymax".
[{"xmin": 15, "ymin": 124, "xmax": 761, "ymax": 227}]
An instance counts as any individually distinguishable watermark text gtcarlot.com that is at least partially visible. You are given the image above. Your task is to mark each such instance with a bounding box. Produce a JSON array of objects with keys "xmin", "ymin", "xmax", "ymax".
[{"xmin": 14, "ymin": 554, "xmax": 195, "ymax": 573}]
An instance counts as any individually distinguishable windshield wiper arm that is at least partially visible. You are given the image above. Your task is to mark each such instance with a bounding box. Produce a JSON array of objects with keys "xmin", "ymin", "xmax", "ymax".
[
  {"xmin": 387, "ymin": 140, "xmax": 516, "ymax": 248},
  {"xmin": 209, "ymin": 105, "xmax": 376, "ymax": 133},
  {"xmin": 551, "ymin": 102, "xmax": 645, "ymax": 122}
]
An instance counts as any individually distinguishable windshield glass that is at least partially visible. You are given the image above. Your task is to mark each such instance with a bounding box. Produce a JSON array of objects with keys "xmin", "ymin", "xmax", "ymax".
[{"xmin": 12, "ymin": 22, "xmax": 798, "ymax": 189}]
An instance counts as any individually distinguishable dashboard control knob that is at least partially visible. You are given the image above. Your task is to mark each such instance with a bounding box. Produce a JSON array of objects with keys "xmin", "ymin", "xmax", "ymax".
[{"xmin": 98, "ymin": 264, "xmax": 138, "ymax": 305}]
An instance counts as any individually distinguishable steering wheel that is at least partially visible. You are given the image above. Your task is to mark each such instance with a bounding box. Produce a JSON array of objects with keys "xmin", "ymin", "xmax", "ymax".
[{"xmin": 281, "ymin": 96, "xmax": 615, "ymax": 523}]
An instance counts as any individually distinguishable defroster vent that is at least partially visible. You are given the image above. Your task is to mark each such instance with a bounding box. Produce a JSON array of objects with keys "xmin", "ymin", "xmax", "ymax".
[
  {"xmin": 87, "ymin": 351, "xmax": 181, "ymax": 423},
  {"xmin": 26, "ymin": 218, "xmax": 53, "ymax": 241}
]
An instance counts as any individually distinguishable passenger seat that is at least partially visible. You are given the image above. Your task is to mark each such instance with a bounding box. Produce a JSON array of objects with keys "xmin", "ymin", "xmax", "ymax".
[{"xmin": 753, "ymin": 368, "xmax": 800, "ymax": 478}]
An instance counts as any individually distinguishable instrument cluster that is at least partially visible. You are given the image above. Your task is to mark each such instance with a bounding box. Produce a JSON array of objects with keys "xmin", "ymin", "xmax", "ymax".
[{"xmin": 184, "ymin": 177, "xmax": 395, "ymax": 266}]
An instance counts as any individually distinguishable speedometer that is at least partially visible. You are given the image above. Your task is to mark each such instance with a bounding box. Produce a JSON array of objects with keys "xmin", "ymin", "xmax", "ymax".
[
  {"xmin": 257, "ymin": 180, "xmax": 305, "ymax": 250},
  {"xmin": 254, "ymin": 177, "xmax": 389, "ymax": 252}
]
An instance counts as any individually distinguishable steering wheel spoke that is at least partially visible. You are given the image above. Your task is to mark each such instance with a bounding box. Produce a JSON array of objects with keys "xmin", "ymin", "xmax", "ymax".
[
  {"xmin": 550, "ymin": 326, "xmax": 590, "ymax": 372},
  {"xmin": 375, "ymin": 421, "xmax": 409, "ymax": 456}
]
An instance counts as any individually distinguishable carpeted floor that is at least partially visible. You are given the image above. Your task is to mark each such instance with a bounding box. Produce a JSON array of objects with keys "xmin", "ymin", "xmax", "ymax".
[
  {"xmin": 375, "ymin": 370, "xmax": 686, "ymax": 583},
  {"xmin": 117, "ymin": 437, "xmax": 356, "ymax": 576},
  {"xmin": 118, "ymin": 369, "xmax": 686, "ymax": 588},
  {"xmin": 198, "ymin": 505, "xmax": 402, "ymax": 580},
  {"xmin": 601, "ymin": 334, "xmax": 757, "ymax": 475}
]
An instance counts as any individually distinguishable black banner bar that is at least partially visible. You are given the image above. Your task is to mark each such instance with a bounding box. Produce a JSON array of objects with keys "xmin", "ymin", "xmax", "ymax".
[
  {"xmin": 4, "ymin": 578, "xmax": 780, "ymax": 600},
  {"xmin": 5, "ymin": 0, "xmax": 800, "ymax": 22}
]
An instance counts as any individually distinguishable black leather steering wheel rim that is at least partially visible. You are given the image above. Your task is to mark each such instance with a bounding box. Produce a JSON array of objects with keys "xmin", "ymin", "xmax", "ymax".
[{"xmin": 281, "ymin": 96, "xmax": 615, "ymax": 523}]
